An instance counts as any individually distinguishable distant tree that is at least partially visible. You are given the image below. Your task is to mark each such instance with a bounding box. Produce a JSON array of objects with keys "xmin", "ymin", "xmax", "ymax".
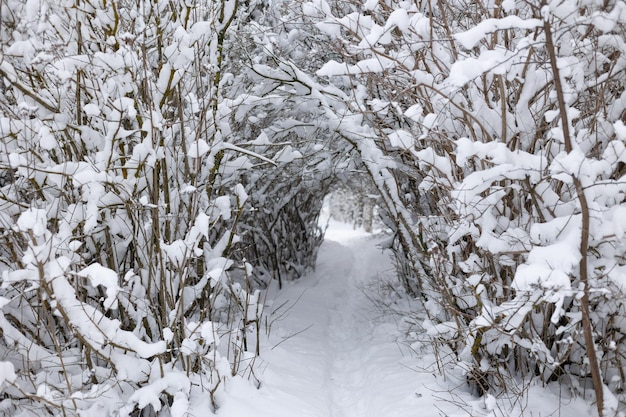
[{"xmin": 326, "ymin": 180, "xmax": 379, "ymax": 233}]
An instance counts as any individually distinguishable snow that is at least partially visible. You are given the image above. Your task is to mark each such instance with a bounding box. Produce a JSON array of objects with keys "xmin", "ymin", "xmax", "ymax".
[
  {"xmin": 387, "ymin": 9, "xmax": 410, "ymax": 33},
  {"xmin": 358, "ymin": 23, "xmax": 392, "ymax": 47},
  {"xmin": 447, "ymin": 49, "xmax": 516, "ymax": 87},
  {"xmin": 363, "ymin": 0, "xmax": 378, "ymax": 12},
  {"xmin": 502, "ymin": 0, "xmax": 516, "ymax": 12},
  {"xmin": 213, "ymin": 195, "xmax": 232, "ymax": 220},
  {"xmin": 388, "ymin": 129, "xmax": 413, "ymax": 149},
  {"xmin": 317, "ymin": 57, "xmax": 394, "ymax": 76},
  {"xmin": 0, "ymin": 362, "xmax": 16, "ymax": 387},
  {"xmin": 83, "ymin": 103, "xmax": 100, "ymax": 116},
  {"xmin": 422, "ymin": 112, "xmax": 438, "ymax": 130},
  {"xmin": 44, "ymin": 257, "xmax": 167, "ymax": 363},
  {"xmin": 316, "ymin": 60, "xmax": 346, "ymax": 76},
  {"xmin": 275, "ymin": 145, "xmax": 303, "ymax": 163},
  {"xmin": 170, "ymin": 392, "xmax": 190, "ymax": 417},
  {"xmin": 217, "ymin": 225, "xmax": 423, "ymax": 417},
  {"xmin": 161, "ymin": 239, "xmax": 191, "ymax": 267},
  {"xmin": 121, "ymin": 373, "xmax": 191, "ymax": 417},
  {"xmin": 591, "ymin": 2, "xmax": 626, "ymax": 33},
  {"xmin": 233, "ymin": 183, "xmax": 248, "ymax": 205},
  {"xmin": 77, "ymin": 263, "xmax": 121, "ymax": 310},
  {"xmin": 454, "ymin": 16, "xmax": 542, "ymax": 50},
  {"xmin": 37, "ymin": 126, "xmax": 57, "ymax": 150},
  {"xmin": 25, "ymin": 0, "xmax": 41, "ymax": 21},
  {"xmin": 404, "ymin": 103, "xmax": 423, "ymax": 122},
  {"xmin": 3, "ymin": 0, "xmax": 622, "ymax": 413},
  {"xmin": 614, "ymin": 120, "xmax": 626, "ymax": 141},
  {"xmin": 188, "ymin": 139, "xmax": 210, "ymax": 158},
  {"xmin": 15, "ymin": 208, "xmax": 48, "ymax": 237},
  {"xmin": 206, "ymin": 257, "xmax": 233, "ymax": 286}
]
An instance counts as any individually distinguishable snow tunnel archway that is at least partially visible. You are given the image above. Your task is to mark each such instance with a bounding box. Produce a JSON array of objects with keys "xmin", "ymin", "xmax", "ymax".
[{"xmin": 236, "ymin": 168, "xmax": 381, "ymax": 289}]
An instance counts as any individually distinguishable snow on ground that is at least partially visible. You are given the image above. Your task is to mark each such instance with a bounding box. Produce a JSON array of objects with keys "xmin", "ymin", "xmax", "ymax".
[{"xmin": 213, "ymin": 221, "xmax": 597, "ymax": 417}]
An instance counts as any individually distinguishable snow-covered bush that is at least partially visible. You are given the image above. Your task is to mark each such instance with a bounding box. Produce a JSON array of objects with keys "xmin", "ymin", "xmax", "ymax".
[
  {"xmin": 266, "ymin": 0, "xmax": 626, "ymax": 413},
  {"xmin": 0, "ymin": 0, "xmax": 267, "ymax": 415},
  {"xmin": 3, "ymin": 0, "xmax": 626, "ymax": 414}
]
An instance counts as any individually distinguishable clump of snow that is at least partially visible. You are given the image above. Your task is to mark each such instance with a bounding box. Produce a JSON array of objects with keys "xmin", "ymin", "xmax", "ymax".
[
  {"xmin": 15, "ymin": 208, "xmax": 48, "ymax": 237},
  {"xmin": 591, "ymin": 2, "xmax": 626, "ymax": 33},
  {"xmin": 454, "ymin": 16, "xmax": 542, "ymax": 49},
  {"xmin": 0, "ymin": 362, "xmax": 16, "ymax": 387},
  {"xmin": 38, "ymin": 126, "xmax": 58, "ymax": 150},
  {"xmin": 363, "ymin": 0, "xmax": 378, "ymax": 11},
  {"xmin": 447, "ymin": 49, "xmax": 516, "ymax": 87},
  {"xmin": 317, "ymin": 56, "xmax": 394, "ymax": 76},
  {"xmin": 502, "ymin": 0, "xmax": 517, "ymax": 12},
  {"xmin": 77, "ymin": 263, "xmax": 121, "ymax": 310},
  {"xmin": 404, "ymin": 104, "xmax": 423, "ymax": 122},
  {"xmin": 161, "ymin": 239, "xmax": 191, "ymax": 267},
  {"xmin": 233, "ymin": 183, "xmax": 248, "ymax": 205},
  {"xmin": 316, "ymin": 60, "xmax": 345, "ymax": 76},
  {"xmin": 212, "ymin": 196, "xmax": 231, "ymax": 221},
  {"xmin": 422, "ymin": 113, "xmax": 438, "ymax": 130},
  {"xmin": 386, "ymin": 9, "xmax": 410, "ymax": 33},
  {"xmin": 206, "ymin": 257, "xmax": 233, "ymax": 286},
  {"xmin": 188, "ymin": 139, "xmax": 210, "ymax": 158},
  {"xmin": 120, "ymin": 373, "xmax": 190, "ymax": 417},
  {"xmin": 83, "ymin": 103, "xmax": 101, "ymax": 116},
  {"xmin": 275, "ymin": 145, "xmax": 303, "ymax": 163},
  {"xmin": 613, "ymin": 120, "xmax": 626, "ymax": 141},
  {"xmin": 388, "ymin": 129, "xmax": 414, "ymax": 149}
]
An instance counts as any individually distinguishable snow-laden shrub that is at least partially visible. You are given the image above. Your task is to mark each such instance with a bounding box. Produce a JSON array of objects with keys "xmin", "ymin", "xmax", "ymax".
[
  {"xmin": 0, "ymin": 0, "xmax": 266, "ymax": 415},
  {"xmin": 261, "ymin": 0, "xmax": 626, "ymax": 413}
]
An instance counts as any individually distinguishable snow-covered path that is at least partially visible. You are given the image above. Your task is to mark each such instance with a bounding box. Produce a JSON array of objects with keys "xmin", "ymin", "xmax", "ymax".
[
  {"xmin": 215, "ymin": 224, "xmax": 594, "ymax": 417},
  {"xmin": 286, "ymin": 228, "xmax": 416, "ymax": 417},
  {"xmin": 216, "ymin": 224, "xmax": 423, "ymax": 416},
  {"xmin": 261, "ymin": 228, "xmax": 420, "ymax": 415}
]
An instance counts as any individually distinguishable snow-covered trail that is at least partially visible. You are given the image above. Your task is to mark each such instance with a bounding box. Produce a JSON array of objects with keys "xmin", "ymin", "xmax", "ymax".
[
  {"xmin": 216, "ymin": 224, "xmax": 423, "ymax": 416},
  {"xmin": 214, "ymin": 223, "xmax": 595, "ymax": 417},
  {"xmin": 267, "ymin": 224, "xmax": 436, "ymax": 417}
]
